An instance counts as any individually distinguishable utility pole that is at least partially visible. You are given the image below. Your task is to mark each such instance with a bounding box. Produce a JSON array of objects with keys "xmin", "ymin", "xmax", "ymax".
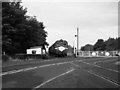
[
  {"xmin": 77, "ymin": 27, "xmax": 79, "ymax": 51},
  {"xmin": 74, "ymin": 27, "xmax": 79, "ymax": 57}
]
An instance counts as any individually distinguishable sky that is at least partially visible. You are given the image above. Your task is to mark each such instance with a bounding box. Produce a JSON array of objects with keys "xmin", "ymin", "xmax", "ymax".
[{"xmin": 21, "ymin": 0, "xmax": 119, "ymax": 48}]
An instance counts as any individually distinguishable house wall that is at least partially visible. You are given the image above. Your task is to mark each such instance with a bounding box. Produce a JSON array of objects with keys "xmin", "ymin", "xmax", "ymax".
[{"xmin": 27, "ymin": 48, "xmax": 42, "ymax": 54}]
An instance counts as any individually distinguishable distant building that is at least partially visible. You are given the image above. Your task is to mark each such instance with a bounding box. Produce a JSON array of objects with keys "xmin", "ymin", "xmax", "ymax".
[{"xmin": 26, "ymin": 46, "xmax": 46, "ymax": 54}]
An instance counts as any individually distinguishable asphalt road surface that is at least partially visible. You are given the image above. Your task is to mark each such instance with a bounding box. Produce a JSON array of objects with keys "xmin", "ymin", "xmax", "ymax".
[{"xmin": 1, "ymin": 57, "xmax": 120, "ymax": 89}]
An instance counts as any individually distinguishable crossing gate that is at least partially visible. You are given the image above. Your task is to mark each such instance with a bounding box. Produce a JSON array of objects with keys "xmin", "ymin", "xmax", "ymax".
[{"xmin": 75, "ymin": 50, "xmax": 120, "ymax": 57}]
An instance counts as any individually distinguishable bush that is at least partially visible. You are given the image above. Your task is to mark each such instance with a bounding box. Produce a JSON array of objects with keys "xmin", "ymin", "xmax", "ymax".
[
  {"xmin": 42, "ymin": 54, "xmax": 49, "ymax": 59},
  {"xmin": 14, "ymin": 54, "xmax": 49, "ymax": 60},
  {"xmin": 2, "ymin": 55, "xmax": 10, "ymax": 62},
  {"xmin": 14, "ymin": 54, "xmax": 27, "ymax": 60}
]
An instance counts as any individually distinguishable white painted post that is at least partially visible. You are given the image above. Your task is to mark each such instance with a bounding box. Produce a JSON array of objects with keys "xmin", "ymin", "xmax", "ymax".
[{"xmin": 77, "ymin": 28, "xmax": 79, "ymax": 51}]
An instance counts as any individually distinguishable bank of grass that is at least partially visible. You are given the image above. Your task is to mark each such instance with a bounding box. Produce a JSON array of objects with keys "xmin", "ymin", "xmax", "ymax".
[
  {"xmin": 2, "ymin": 55, "xmax": 75, "ymax": 67},
  {"xmin": 2, "ymin": 56, "xmax": 119, "ymax": 68},
  {"xmin": 2, "ymin": 57, "xmax": 52, "ymax": 68}
]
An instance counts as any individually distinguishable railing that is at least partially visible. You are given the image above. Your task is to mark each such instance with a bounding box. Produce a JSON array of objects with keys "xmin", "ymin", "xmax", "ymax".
[{"xmin": 75, "ymin": 50, "xmax": 120, "ymax": 57}]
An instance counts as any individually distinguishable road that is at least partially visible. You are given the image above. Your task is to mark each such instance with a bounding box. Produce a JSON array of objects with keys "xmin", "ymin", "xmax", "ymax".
[{"xmin": 2, "ymin": 57, "xmax": 120, "ymax": 89}]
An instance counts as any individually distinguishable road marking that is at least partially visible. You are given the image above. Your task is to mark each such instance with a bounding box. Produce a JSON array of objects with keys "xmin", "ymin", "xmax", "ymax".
[
  {"xmin": 0, "ymin": 61, "xmax": 74, "ymax": 76},
  {"xmin": 77, "ymin": 60, "xmax": 119, "ymax": 73},
  {"xmin": 93, "ymin": 59, "xmax": 118, "ymax": 65},
  {"xmin": 92, "ymin": 64, "xmax": 119, "ymax": 73},
  {"xmin": 70, "ymin": 63, "xmax": 80, "ymax": 67},
  {"xmin": 71, "ymin": 63, "xmax": 120, "ymax": 86},
  {"xmin": 115, "ymin": 61, "xmax": 120, "ymax": 65},
  {"xmin": 79, "ymin": 57, "xmax": 111, "ymax": 61},
  {"xmin": 84, "ymin": 70, "xmax": 120, "ymax": 86},
  {"xmin": 32, "ymin": 68, "xmax": 75, "ymax": 89}
]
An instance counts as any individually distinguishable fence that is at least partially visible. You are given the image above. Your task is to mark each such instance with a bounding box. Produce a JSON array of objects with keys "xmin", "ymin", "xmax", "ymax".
[{"xmin": 75, "ymin": 50, "xmax": 120, "ymax": 57}]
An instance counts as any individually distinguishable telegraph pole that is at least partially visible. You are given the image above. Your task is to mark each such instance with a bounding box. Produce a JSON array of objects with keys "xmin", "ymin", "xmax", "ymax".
[
  {"xmin": 77, "ymin": 27, "xmax": 79, "ymax": 51},
  {"xmin": 74, "ymin": 27, "xmax": 79, "ymax": 57}
]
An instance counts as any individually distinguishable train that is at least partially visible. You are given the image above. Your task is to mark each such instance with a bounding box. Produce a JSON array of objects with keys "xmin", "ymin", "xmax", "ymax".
[{"xmin": 48, "ymin": 39, "xmax": 70, "ymax": 57}]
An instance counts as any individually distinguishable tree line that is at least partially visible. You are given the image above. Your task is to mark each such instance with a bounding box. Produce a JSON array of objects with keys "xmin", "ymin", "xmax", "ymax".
[
  {"xmin": 81, "ymin": 37, "xmax": 120, "ymax": 51},
  {"xmin": 2, "ymin": 2, "xmax": 48, "ymax": 56}
]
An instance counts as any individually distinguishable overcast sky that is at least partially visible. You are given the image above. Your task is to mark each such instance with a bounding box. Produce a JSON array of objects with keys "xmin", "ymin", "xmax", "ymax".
[{"xmin": 22, "ymin": 0, "xmax": 118, "ymax": 48}]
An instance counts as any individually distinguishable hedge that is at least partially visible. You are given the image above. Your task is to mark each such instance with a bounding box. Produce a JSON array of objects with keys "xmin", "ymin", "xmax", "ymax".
[
  {"xmin": 2, "ymin": 55, "xmax": 10, "ymax": 62},
  {"xmin": 14, "ymin": 54, "xmax": 49, "ymax": 60}
]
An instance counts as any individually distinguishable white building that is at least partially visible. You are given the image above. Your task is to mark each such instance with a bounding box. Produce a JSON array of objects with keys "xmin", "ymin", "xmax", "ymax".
[{"xmin": 26, "ymin": 46, "xmax": 45, "ymax": 54}]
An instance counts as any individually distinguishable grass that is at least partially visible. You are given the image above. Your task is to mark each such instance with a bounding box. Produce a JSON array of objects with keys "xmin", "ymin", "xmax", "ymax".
[
  {"xmin": 2, "ymin": 56, "xmax": 75, "ymax": 67},
  {"xmin": 2, "ymin": 58, "xmax": 50, "ymax": 67},
  {"xmin": 2, "ymin": 56, "xmax": 119, "ymax": 68}
]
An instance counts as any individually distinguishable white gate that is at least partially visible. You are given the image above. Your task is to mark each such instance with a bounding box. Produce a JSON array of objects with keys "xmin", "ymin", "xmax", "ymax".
[{"xmin": 75, "ymin": 50, "xmax": 119, "ymax": 57}]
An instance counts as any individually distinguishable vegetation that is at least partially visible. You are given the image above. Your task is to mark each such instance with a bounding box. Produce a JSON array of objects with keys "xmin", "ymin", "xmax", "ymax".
[
  {"xmin": 2, "ymin": 2, "xmax": 48, "ymax": 56},
  {"xmin": 81, "ymin": 37, "xmax": 119, "ymax": 51},
  {"xmin": 81, "ymin": 44, "xmax": 93, "ymax": 51},
  {"xmin": 2, "ymin": 55, "xmax": 10, "ymax": 62},
  {"xmin": 49, "ymin": 39, "xmax": 69, "ymax": 57}
]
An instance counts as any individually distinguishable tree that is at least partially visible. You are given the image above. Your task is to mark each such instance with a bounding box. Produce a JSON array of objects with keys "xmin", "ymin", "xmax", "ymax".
[
  {"xmin": 93, "ymin": 39, "xmax": 106, "ymax": 51},
  {"xmin": 2, "ymin": 2, "xmax": 27, "ymax": 55},
  {"xmin": 118, "ymin": 37, "xmax": 120, "ymax": 50},
  {"xmin": 81, "ymin": 44, "xmax": 93, "ymax": 51},
  {"xmin": 105, "ymin": 38, "xmax": 118, "ymax": 51},
  {"xmin": 81, "ymin": 37, "xmax": 119, "ymax": 51},
  {"xmin": 22, "ymin": 16, "xmax": 48, "ymax": 52},
  {"xmin": 2, "ymin": 2, "xmax": 48, "ymax": 55},
  {"xmin": 49, "ymin": 39, "xmax": 68, "ymax": 57}
]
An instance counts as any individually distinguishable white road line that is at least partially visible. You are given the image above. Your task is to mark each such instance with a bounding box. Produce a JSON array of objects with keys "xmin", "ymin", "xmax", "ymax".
[
  {"xmin": 32, "ymin": 68, "xmax": 75, "ymax": 89},
  {"xmin": 93, "ymin": 64, "xmax": 119, "ymax": 73},
  {"xmin": 84, "ymin": 70, "xmax": 120, "ymax": 86},
  {"xmin": 93, "ymin": 59, "xmax": 118, "ymax": 65},
  {"xmin": 71, "ymin": 63, "xmax": 120, "ymax": 87},
  {"xmin": 77, "ymin": 60, "xmax": 119, "ymax": 73},
  {"xmin": 0, "ymin": 61, "xmax": 74, "ymax": 76},
  {"xmin": 80, "ymin": 57, "xmax": 111, "ymax": 61},
  {"xmin": 70, "ymin": 63, "xmax": 80, "ymax": 67}
]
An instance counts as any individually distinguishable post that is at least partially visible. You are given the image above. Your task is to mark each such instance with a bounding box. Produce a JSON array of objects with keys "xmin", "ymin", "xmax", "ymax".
[
  {"xmin": 74, "ymin": 27, "xmax": 79, "ymax": 57},
  {"xmin": 77, "ymin": 28, "xmax": 79, "ymax": 51}
]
